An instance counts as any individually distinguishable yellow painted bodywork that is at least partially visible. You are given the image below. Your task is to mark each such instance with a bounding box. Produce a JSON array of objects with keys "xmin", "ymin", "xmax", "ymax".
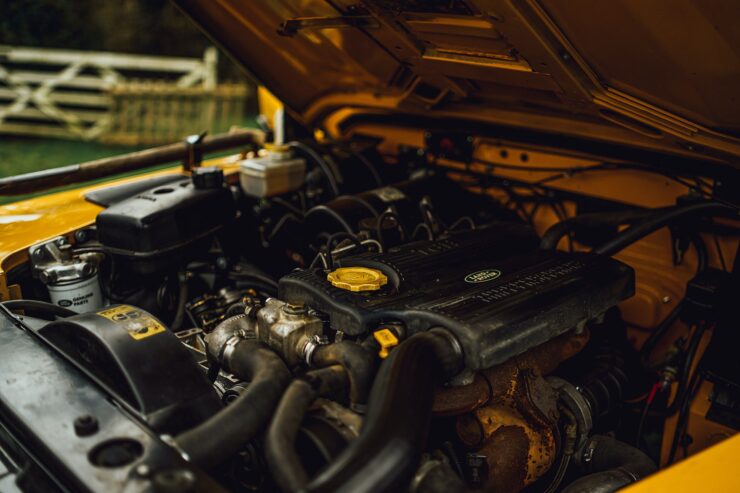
[
  {"xmin": 257, "ymin": 86, "xmax": 283, "ymax": 130},
  {"xmin": 624, "ymin": 433, "xmax": 740, "ymax": 493},
  {"xmin": 0, "ymin": 156, "xmax": 240, "ymax": 301}
]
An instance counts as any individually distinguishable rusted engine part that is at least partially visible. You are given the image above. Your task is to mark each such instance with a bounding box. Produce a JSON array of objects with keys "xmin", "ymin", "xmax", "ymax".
[{"xmin": 434, "ymin": 329, "xmax": 590, "ymax": 493}]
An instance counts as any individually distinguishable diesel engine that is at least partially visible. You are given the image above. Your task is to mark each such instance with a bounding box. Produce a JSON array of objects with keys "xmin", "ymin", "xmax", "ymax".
[{"xmin": 2, "ymin": 137, "xmax": 736, "ymax": 493}]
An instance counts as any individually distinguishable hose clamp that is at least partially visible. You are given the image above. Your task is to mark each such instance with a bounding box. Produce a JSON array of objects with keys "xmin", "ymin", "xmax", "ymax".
[
  {"xmin": 221, "ymin": 335, "xmax": 244, "ymax": 371},
  {"xmin": 303, "ymin": 334, "xmax": 329, "ymax": 366},
  {"xmin": 160, "ymin": 434, "xmax": 191, "ymax": 462},
  {"xmin": 547, "ymin": 376, "xmax": 594, "ymax": 457},
  {"xmin": 582, "ymin": 439, "xmax": 597, "ymax": 464}
]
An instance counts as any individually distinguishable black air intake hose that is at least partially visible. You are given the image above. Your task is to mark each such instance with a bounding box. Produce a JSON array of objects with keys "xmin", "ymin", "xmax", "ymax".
[
  {"xmin": 311, "ymin": 341, "xmax": 376, "ymax": 410},
  {"xmin": 562, "ymin": 435, "xmax": 656, "ymax": 493},
  {"xmin": 540, "ymin": 203, "xmax": 728, "ymax": 262},
  {"xmin": 593, "ymin": 202, "xmax": 736, "ymax": 257},
  {"xmin": 540, "ymin": 209, "xmax": 660, "ymax": 250},
  {"xmin": 305, "ymin": 329, "xmax": 463, "ymax": 493},
  {"xmin": 175, "ymin": 338, "xmax": 291, "ymax": 469},
  {"xmin": 265, "ymin": 366, "xmax": 349, "ymax": 493}
]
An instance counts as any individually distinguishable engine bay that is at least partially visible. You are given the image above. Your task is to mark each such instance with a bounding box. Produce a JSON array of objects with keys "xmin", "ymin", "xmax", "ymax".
[{"xmin": 1, "ymin": 134, "xmax": 738, "ymax": 493}]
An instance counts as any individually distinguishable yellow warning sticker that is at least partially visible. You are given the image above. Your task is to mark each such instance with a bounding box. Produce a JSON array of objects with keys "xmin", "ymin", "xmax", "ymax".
[{"xmin": 97, "ymin": 305, "xmax": 166, "ymax": 340}]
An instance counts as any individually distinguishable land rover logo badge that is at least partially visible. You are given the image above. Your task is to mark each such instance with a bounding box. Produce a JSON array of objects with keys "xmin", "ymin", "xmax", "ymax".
[{"xmin": 464, "ymin": 269, "xmax": 501, "ymax": 283}]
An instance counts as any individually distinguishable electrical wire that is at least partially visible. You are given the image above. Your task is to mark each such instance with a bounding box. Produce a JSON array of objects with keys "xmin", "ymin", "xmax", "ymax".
[
  {"xmin": 635, "ymin": 381, "xmax": 662, "ymax": 448},
  {"xmin": 668, "ymin": 368, "xmax": 706, "ymax": 464},
  {"xmin": 335, "ymin": 195, "xmax": 379, "ymax": 217},
  {"xmin": 271, "ymin": 196, "xmax": 305, "ymax": 216},
  {"xmin": 471, "ymin": 158, "xmax": 728, "ymax": 205},
  {"xmin": 660, "ymin": 322, "xmax": 708, "ymax": 419},
  {"xmin": 640, "ymin": 303, "xmax": 683, "ymax": 369},
  {"xmin": 324, "ymin": 231, "xmax": 362, "ymax": 251},
  {"xmin": 305, "ymin": 205, "xmax": 354, "ymax": 234},
  {"xmin": 375, "ymin": 210, "xmax": 405, "ymax": 248},
  {"xmin": 341, "ymin": 145, "xmax": 383, "ymax": 187},
  {"xmin": 448, "ymin": 216, "xmax": 476, "ymax": 232},
  {"xmin": 411, "ymin": 222, "xmax": 434, "ymax": 241},
  {"xmin": 288, "ymin": 141, "xmax": 340, "ymax": 197}
]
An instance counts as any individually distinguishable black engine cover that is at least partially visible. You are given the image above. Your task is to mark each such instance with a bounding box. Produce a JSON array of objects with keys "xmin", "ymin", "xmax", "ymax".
[
  {"xmin": 96, "ymin": 178, "xmax": 235, "ymax": 275},
  {"xmin": 279, "ymin": 226, "xmax": 634, "ymax": 370},
  {"xmin": 38, "ymin": 305, "xmax": 221, "ymax": 434}
]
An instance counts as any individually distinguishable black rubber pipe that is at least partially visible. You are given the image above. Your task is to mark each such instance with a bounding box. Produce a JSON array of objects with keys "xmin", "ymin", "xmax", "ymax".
[
  {"xmin": 175, "ymin": 339, "xmax": 291, "ymax": 469},
  {"xmin": 414, "ymin": 461, "xmax": 469, "ymax": 493},
  {"xmin": 593, "ymin": 202, "xmax": 737, "ymax": 257},
  {"xmin": 170, "ymin": 272, "xmax": 188, "ymax": 330},
  {"xmin": 305, "ymin": 330, "xmax": 463, "ymax": 493},
  {"xmin": 562, "ymin": 435, "xmax": 656, "ymax": 493},
  {"xmin": 1, "ymin": 299, "xmax": 77, "ymax": 320},
  {"xmin": 540, "ymin": 208, "xmax": 663, "ymax": 250},
  {"xmin": 265, "ymin": 366, "xmax": 349, "ymax": 493},
  {"xmin": 311, "ymin": 341, "xmax": 376, "ymax": 410}
]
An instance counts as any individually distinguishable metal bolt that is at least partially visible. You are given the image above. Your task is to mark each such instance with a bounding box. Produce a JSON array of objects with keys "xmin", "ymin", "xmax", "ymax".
[
  {"xmin": 136, "ymin": 464, "xmax": 151, "ymax": 477},
  {"xmin": 74, "ymin": 229, "xmax": 89, "ymax": 243},
  {"xmin": 662, "ymin": 296, "xmax": 672, "ymax": 304},
  {"xmin": 73, "ymin": 415, "xmax": 99, "ymax": 436},
  {"xmin": 39, "ymin": 269, "xmax": 57, "ymax": 285},
  {"xmin": 32, "ymin": 248, "xmax": 45, "ymax": 261},
  {"xmin": 55, "ymin": 237, "xmax": 67, "ymax": 247}
]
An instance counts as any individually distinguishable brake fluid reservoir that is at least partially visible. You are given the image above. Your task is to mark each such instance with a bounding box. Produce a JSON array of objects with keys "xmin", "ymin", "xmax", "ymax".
[
  {"xmin": 31, "ymin": 238, "xmax": 104, "ymax": 313},
  {"xmin": 239, "ymin": 146, "xmax": 306, "ymax": 198}
]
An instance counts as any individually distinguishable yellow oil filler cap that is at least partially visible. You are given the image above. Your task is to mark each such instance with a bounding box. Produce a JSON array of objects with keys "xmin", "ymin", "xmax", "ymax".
[
  {"xmin": 327, "ymin": 267, "xmax": 388, "ymax": 292},
  {"xmin": 373, "ymin": 328, "xmax": 399, "ymax": 359}
]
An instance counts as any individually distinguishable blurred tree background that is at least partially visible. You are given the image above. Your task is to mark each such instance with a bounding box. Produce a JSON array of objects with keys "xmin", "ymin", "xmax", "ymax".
[{"xmin": 0, "ymin": 0, "xmax": 246, "ymax": 80}]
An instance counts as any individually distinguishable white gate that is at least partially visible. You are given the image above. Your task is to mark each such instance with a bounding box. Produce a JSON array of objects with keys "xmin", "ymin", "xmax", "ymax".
[{"xmin": 0, "ymin": 46, "xmax": 218, "ymax": 140}]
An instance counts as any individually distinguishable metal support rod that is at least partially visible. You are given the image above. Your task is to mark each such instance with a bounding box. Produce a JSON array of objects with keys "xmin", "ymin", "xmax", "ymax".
[{"xmin": 0, "ymin": 128, "xmax": 264, "ymax": 195}]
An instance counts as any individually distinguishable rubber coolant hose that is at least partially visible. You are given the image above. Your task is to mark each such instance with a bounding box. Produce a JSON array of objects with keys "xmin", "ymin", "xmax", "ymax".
[
  {"xmin": 562, "ymin": 435, "xmax": 656, "ymax": 493},
  {"xmin": 593, "ymin": 202, "xmax": 737, "ymax": 257},
  {"xmin": 305, "ymin": 330, "xmax": 463, "ymax": 493},
  {"xmin": 265, "ymin": 366, "xmax": 349, "ymax": 493},
  {"xmin": 311, "ymin": 341, "xmax": 376, "ymax": 411},
  {"xmin": 175, "ymin": 339, "xmax": 291, "ymax": 469},
  {"xmin": 540, "ymin": 208, "xmax": 664, "ymax": 250}
]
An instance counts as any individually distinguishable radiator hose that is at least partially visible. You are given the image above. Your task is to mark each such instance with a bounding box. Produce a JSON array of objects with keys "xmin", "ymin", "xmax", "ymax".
[
  {"xmin": 562, "ymin": 435, "xmax": 656, "ymax": 493},
  {"xmin": 174, "ymin": 316, "xmax": 291, "ymax": 469},
  {"xmin": 593, "ymin": 202, "xmax": 736, "ymax": 257},
  {"xmin": 265, "ymin": 366, "xmax": 349, "ymax": 493},
  {"xmin": 305, "ymin": 329, "xmax": 463, "ymax": 493},
  {"xmin": 310, "ymin": 341, "xmax": 376, "ymax": 411}
]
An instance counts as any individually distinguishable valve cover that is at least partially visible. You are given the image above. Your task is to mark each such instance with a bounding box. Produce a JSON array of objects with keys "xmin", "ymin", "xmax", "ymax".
[{"xmin": 279, "ymin": 226, "xmax": 634, "ymax": 370}]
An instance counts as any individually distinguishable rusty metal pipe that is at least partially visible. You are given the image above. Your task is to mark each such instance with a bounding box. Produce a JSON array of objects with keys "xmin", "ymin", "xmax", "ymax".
[{"xmin": 0, "ymin": 129, "xmax": 264, "ymax": 195}]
